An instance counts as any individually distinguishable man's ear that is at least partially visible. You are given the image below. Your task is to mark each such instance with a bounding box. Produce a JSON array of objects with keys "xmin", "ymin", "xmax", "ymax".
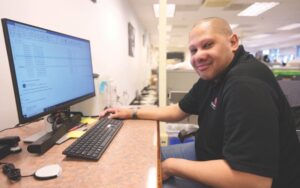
[{"xmin": 230, "ymin": 34, "xmax": 239, "ymax": 51}]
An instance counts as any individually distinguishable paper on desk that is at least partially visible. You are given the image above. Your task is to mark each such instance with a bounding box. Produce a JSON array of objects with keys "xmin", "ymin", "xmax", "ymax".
[
  {"xmin": 56, "ymin": 134, "xmax": 69, "ymax": 144},
  {"xmin": 56, "ymin": 126, "xmax": 87, "ymax": 144},
  {"xmin": 67, "ymin": 130, "xmax": 85, "ymax": 138},
  {"xmin": 81, "ymin": 117, "xmax": 97, "ymax": 124}
]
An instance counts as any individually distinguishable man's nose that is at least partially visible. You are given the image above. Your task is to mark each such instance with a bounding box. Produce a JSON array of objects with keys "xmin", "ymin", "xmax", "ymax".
[{"xmin": 193, "ymin": 50, "xmax": 208, "ymax": 64}]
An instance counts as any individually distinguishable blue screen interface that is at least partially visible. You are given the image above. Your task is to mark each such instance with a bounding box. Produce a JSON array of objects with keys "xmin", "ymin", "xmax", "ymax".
[{"xmin": 5, "ymin": 20, "xmax": 95, "ymax": 119}]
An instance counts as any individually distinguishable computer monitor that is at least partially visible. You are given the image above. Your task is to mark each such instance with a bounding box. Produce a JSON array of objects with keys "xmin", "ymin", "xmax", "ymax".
[{"xmin": 2, "ymin": 18, "xmax": 95, "ymax": 125}]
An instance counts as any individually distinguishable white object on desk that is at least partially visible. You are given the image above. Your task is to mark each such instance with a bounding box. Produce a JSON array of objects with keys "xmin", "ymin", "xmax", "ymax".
[{"xmin": 34, "ymin": 164, "xmax": 62, "ymax": 180}]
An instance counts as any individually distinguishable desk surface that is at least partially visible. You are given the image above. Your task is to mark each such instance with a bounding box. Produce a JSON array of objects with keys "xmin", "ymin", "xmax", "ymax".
[{"xmin": 0, "ymin": 119, "xmax": 161, "ymax": 188}]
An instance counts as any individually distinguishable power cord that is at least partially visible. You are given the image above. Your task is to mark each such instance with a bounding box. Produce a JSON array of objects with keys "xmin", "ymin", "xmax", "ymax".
[
  {"xmin": 0, "ymin": 162, "xmax": 34, "ymax": 182},
  {"xmin": 0, "ymin": 118, "xmax": 43, "ymax": 133},
  {"xmin": 46, "ymin": 111, "xmax": 69, "ymax": 131}
]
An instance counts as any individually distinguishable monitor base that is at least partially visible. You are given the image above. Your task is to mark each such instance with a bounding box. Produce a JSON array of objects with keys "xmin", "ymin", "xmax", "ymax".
[
  {"xmin": 27, "ymin": 113, "xmax": 81, "ymax": 154},
  {"xmin": 23, "ymin": 116, "xmax": 54, "ymax": 143},
  {"xmin": 23, "ymin": 130, "xmax": 49, "ymax": 143}
]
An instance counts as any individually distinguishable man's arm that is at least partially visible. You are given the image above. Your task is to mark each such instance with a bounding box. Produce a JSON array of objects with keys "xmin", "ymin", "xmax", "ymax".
[
  {"xmin": 99, "ymin": 103, "xmax": 189, "ymax": 122},
  {"xmin": 162, "ymin": 158, "xmax": 272, "ymax": 188}
]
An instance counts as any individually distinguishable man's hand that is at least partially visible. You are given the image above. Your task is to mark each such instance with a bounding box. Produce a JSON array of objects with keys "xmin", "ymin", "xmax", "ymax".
[
  {"xmin": 161, "ymin": 158, "xmax": 176, "ymax": 181},
  {"xmin": 99, "ymin": 107, "xmax": 132, "ymax": 119}
]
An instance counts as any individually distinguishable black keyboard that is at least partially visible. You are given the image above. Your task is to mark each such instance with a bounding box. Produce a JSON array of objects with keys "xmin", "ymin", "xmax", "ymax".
[{"xmin": 62, "ymin": 117, "xmax": 123, "ymax": 160}]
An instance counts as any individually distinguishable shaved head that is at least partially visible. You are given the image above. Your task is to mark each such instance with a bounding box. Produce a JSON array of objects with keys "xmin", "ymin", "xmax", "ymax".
[
  {"xmin": 192, "ymin": 17, "xmax": 233, "ymax": 37},
  {"xmin": 188, "ymin": 17, "xmax": 239, "ymax": 80}
]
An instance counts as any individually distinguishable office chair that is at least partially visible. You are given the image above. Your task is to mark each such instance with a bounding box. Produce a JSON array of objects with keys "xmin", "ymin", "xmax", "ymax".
[{"xmin": 178, "ymin": 129, "xmax": 197, "ymax": 143}]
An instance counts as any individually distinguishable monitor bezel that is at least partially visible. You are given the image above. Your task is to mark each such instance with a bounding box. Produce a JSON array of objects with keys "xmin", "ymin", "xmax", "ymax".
[{"xmin": 2, "ymin": 18, "xmax": 96, "ymax": 124}]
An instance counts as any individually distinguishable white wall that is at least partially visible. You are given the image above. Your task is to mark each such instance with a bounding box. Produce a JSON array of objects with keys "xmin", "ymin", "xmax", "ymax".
[{"xmin": 0, "ymin": 0, "xmax": 152, "ymax": 130}]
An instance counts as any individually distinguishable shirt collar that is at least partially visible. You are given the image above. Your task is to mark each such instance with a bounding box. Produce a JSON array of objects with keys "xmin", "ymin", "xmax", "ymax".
[{"xmin": 210, "ymin": 45, "xmax": 245, "ymax": 86}]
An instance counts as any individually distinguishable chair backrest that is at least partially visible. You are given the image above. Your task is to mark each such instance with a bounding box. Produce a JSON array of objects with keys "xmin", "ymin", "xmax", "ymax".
[{"xmin": 278, "ymin": 80, "xmax": 300, "ymax": 107}]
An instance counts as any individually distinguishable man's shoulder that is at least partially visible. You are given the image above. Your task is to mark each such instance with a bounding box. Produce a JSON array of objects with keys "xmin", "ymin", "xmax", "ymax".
[
  {"xmin": 226, "ymin": 56, "xmax": 274, "ymax": 83},
  {"xmin": 232, "ymin": 58, "xmax": 270, "ymax": 74},
  {"xmin": 223, "ymin": 61, "xmax": 278, "ymax": 98}
]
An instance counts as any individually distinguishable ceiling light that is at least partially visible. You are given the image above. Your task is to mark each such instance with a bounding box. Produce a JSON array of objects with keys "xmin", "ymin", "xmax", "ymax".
[
  {"xmin": 289, "ymin": 34, "xmax": 300, "ymax": 39},
  {"xmin": 277, "ymin": 23, "xmax": 300, "ymax": 31},
  {"xmin": 153, "ymin": 4, "xmax": 176, "ymax": 18},
  {"xmin": 230, "ymin": 24, "xmax": 239, "ymax": 29},
  {"xmin": 238, "ymin": 2, "xmax": 279, "ymax": 17},
  {"xmin": 249, "ymin": 34, "xmax": 271, "ymax": 39}
]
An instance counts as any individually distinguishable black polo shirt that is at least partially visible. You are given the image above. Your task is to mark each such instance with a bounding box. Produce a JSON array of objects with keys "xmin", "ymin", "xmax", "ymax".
[{"xmin": 179, "ymin": 46, "xmax": 300, "ymax": 187}]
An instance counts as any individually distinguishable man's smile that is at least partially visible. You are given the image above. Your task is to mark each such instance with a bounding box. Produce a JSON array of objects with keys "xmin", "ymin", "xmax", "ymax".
[{"xmin": 195, "ymin": 62, "xmax": 211, "ymax": 72}]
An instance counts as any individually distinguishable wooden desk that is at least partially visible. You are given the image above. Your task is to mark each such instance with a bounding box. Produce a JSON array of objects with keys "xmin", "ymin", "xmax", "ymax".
[{"xmin": 0, "ymin": 119, "xmax": 161, "ymax": 188}]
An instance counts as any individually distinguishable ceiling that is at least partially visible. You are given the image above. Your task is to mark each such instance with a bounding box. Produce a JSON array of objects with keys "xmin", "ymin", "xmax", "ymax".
[{"xmin": 128, "ymin": 0, "xmax": 300, "ymax": 53}]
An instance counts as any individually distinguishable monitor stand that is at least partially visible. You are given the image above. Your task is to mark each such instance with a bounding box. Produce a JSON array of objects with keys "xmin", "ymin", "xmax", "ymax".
[
  {"xmin": 23, "ymin": 116, "xmax": 53, "ymax": 143},
  {"xmin": 23, "ymin": 130, "xmax": 50, "ymax": 143},
  {"xmin": 26, "ymin": 112, "xmax": 82, "ymax": 154}
]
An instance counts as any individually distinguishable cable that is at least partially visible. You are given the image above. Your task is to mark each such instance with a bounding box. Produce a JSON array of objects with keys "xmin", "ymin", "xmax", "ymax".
[
  {"xmin": 0, "ymin": 118, "xmax": 43, "ymax": 133},
  {"xmin": 1, "ymin": 162, "xmax": 34, "ymax": 181},
  {"xmin": 0, "ymin": 124, "xmax": 24, "ymax": 133},
  {"xmin": 0, "ymin": 127, "xmax": 18, "ymax": 133},
  {"xmin": 21, "ymin": 173, "xmax": 35, "ymax": 178}
]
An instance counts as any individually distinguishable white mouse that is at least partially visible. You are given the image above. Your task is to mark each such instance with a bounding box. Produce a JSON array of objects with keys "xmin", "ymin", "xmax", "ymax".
[{"xmin": 34, "ymin": 164, "xmax": 62, "ymax": 180}]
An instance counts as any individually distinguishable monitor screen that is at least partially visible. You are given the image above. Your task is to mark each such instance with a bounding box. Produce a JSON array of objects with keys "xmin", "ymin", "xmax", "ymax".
[{"xmin": 2, "ymin": 19, "xmax": 95, "ymax": 124}]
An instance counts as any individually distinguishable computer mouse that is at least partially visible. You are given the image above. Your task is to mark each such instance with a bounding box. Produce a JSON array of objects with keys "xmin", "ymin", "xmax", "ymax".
[{"xmin": 34, "ymin": 164, "xmax": 62, "ymax": 180}]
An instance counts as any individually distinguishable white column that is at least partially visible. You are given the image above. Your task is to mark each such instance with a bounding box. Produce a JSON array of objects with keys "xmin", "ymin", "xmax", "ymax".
[
  {"xmin": 158, "ymin": 0, "xmax": 167, "ymax": 107},
  {"xmin": 158, "ymin": 0, "xmax": 168, "ymax": 146}
]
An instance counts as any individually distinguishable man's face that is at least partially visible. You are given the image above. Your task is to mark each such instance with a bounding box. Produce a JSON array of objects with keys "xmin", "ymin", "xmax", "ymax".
[{"xmin": 189, "ymin": 25, "xmax": 237, "ymax": 80}]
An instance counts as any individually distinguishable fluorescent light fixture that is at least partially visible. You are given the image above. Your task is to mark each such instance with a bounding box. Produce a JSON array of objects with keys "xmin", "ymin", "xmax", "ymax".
[
  {"xmin": 277, "ymin": 23, "xmax": 300, "ymax": 31},
  {"xmin": 249, "ymin": 34, "xmax": 271, "ymax": 39},
  {"xmin": 289, "ymin": 34, "xmax": 300, "ymax": 39},
  {"xmin": 153, "ymin": 4, "xmax": 176, "ymax": 18},
  {"xmin": 238, "ymin": 2, "xmax": 279, "ymax": 16},
  {"xmin": 230, "ymin": 24, "xmax": 239, "ymax": 29}
]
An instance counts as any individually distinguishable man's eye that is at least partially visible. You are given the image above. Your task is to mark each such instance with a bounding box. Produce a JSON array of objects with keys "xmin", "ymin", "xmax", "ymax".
[
  {"xmin": 190, "ymin": 49, "xmax": 197, "ymax": 55},
  {"xmin": 203, "ymin": 42, "xmax": 213, "ymax": 49}
]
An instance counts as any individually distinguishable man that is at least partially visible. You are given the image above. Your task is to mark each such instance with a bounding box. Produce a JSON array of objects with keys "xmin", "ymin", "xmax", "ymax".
[{"xmin": 100, "ymin": 17, "xmax": 300, "ymax": 188}]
